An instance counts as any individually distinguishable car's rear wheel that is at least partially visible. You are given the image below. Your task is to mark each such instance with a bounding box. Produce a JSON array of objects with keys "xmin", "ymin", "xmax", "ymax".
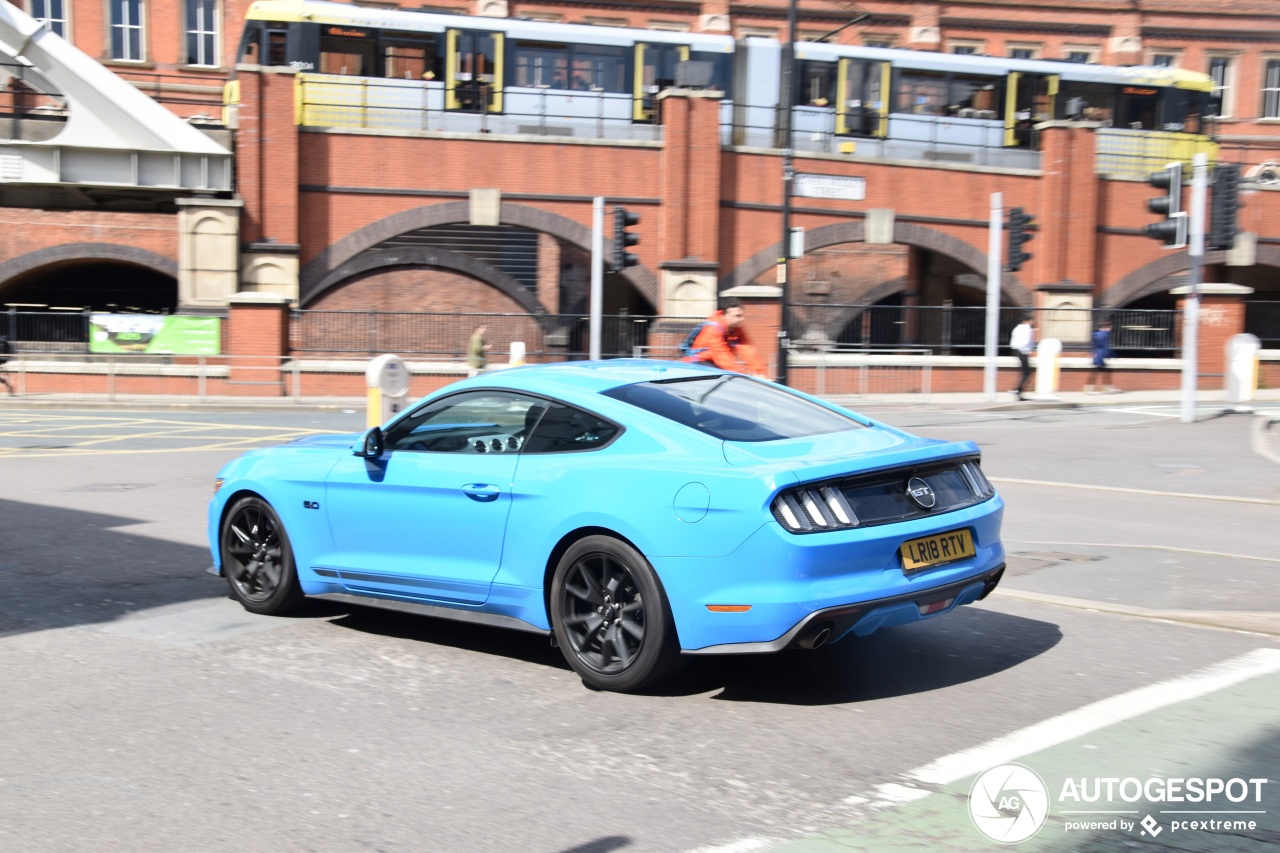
[
  {"xmin": 550, "ymin": 536, "xmax": 680, "ymax": 692},
  {"xmin": 220, "ymin": 495, "xmax": 304, "ymax": 615}
]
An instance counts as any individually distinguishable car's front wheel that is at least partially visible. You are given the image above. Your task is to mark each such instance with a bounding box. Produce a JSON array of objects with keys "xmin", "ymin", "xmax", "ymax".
[
  {"xmin": 220, "ymin": 495, "xmax": 304, "ymax": 615},
  {"xmin": 550, "ymin": 535, "xmax": 680, "ymax": 692}
]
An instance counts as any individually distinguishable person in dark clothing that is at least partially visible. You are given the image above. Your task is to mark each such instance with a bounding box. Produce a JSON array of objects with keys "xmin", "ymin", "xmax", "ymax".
[
  {"xmin": 0, "ymin": 335, "xmax": 13, "ymax": 395},
  {"xmin": 1086, "ymin": 320, "xmax": 1119, "ymax": 394}
]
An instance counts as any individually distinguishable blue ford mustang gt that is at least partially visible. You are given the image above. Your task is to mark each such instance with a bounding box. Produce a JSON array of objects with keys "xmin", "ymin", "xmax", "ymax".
[{"xmin": 209, "ymin": 360, "xmax": 1005, "ymax": 691}]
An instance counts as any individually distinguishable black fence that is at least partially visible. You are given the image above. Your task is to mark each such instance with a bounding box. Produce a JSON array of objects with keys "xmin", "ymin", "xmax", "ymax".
[
  {"xmin": 6, "ymin": 304, "xmax": 1277, "ymax": 360},
  {"xmin": 291, "ymin": 310, "xmax": 701, "ymax": 360},
  {"xmin": 789, "ymin": 304, "xmax": 1182, "ymax": 356}
]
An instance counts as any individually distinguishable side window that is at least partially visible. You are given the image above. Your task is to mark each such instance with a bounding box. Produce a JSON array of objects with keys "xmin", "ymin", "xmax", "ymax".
[
  {"xmin": 523, "ymin": 402, "xmax": 620, "ymax": 454},
  {"xmin": 384, "ymin": 392, "xmax": 546, "ymax": 454}
]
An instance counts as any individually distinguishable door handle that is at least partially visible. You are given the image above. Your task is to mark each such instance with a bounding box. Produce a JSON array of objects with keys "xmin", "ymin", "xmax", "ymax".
[{"xmin": 462, "ymin": 483, "xmax": 501, "ymax": 502}]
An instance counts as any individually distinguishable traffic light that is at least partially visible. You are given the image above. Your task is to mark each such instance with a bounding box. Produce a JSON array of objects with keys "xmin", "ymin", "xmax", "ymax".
[
  {"xmin": 612, "ymin": 206, "xmax": 640, "ymax": 270},
  {"xmin": 1006, "ymin": 207, "xmax": 1035, "ymax": 272},
  {"xmin": 1144, "ymin": 162, "xmax": 1187, "ymax": 248},
  {"xmin": 1208, "ymin": 163, "xmax": 1241, "ymax": 251}
]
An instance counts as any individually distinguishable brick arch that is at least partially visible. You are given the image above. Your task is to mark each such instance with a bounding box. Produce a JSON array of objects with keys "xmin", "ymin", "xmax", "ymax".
[
  {"xmin": 299, "ymin": 201, "xmax": 658, "ymax": 308},
  {"xmin": 1103, "ymin": 245, "xmax": 1280, "ymax": 307},
  {"xmin": 305, "ymin": 247, "xmax": 550, "ymax": 316},
  {"xmin": 0, "ymin": 243, "xmax": 177, "ymax": 293},
  {"xmin": 720, "ymin": 220, "xmax": 1032, "ymax": 307}
]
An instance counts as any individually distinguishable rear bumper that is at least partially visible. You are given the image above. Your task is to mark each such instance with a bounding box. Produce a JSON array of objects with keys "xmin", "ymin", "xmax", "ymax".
[{"xmin": 682, "ymin": 563, "xmax": 1004, "ymax": 655}]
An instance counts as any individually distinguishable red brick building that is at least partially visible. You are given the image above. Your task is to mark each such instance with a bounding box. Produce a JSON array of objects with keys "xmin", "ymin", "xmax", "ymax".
[{"xmin": 1, "ymin": 0, "xmax": 1278, "ymax": 391}]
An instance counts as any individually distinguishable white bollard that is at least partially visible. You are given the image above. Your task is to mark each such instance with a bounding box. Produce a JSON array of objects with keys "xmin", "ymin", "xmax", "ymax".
[
  {"xmin": 1034, "ymin": 338, "xmax": 1062, "ymax": 400},
  {"xmin": 508, "ymin": 341, "xmax": 527, "ymax": 368},
  {"xmin": 365, "ymin": 354, "xmax": 410, "ymax": 428},
  {"xmin": 1225, "ymin": 333, "xmax": 1261, "ymax": 413}
]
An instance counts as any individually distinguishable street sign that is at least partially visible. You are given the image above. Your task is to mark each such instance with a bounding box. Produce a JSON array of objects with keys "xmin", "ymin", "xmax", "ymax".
[{"xmin": 794, "ymin": 173, "xmax": 865, "ymax": 201}]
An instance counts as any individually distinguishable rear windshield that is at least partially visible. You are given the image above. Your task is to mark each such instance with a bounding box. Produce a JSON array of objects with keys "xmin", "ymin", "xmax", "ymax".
[{"xmin": 602, "ymin": 375, "xmax": 864, "ymax": 442}]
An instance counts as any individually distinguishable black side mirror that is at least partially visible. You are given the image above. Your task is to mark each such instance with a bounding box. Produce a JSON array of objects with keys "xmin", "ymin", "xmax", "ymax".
[{"xmin": 354, "ymin": 426, "xmax": 384, "ymax": 458}]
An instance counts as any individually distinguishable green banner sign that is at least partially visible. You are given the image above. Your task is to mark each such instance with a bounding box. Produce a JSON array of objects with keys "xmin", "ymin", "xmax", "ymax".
[{"xmin": 89, "ymin": 314, "xmax": 222, "ymax": 355}]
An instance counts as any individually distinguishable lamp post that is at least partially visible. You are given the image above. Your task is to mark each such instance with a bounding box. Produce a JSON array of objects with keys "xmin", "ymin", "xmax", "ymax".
[{"xmin": 777, "ymin": 0, "xmax": 798, "ymax": 386}]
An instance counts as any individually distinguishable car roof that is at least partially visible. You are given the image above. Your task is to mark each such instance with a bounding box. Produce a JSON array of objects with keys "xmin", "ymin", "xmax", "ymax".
[{"xmin": 471, "ymin": 359, "xmax": 726, "ymax": 398}]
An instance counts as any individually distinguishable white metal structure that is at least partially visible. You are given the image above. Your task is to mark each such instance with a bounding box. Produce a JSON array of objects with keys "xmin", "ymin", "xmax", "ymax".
[{"xmin": 0, "ymin": 4, "xmax": 231, "ymax": 192}]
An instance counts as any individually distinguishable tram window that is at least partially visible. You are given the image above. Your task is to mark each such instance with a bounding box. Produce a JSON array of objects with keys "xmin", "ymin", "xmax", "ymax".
[
  {"xmin": 895, "ymin": 70, "xmax": 947, "ymax": 115},
  {"xmin": 514, "ymin": 43, "xmax": 569, "ymax": 88},
  {"xmin": 240, "ymin": 24, "xmax": 262, "ymax": 64},
  {"xmin": 798, "ymin": 60, "xmax": 836, "ymax": 106},
  {"xmin": 385, "ymin": 37, "xmax": 441, "ymax": 80},
  {"xmin": 267, "ymin": 29, "xmax": 288, "ymax": 66},
  {"xmin": 949, "ymin": 74, "xmax": 1003, "ymax": 117},
  {"xmin": 689, "ymin": 52, "xmax": 730, "ymax": 91},
  {"xmin": 320, "ymin": 35, "xmax": 375, "ymax": 76},
  {"xmin": 1057, "ymin": 82, "xmax": 1115, "ymax": 124},
  {"xmin": 513, "ymin": 41, "xmax": 626, "ymax": 92},
  {"xmin": 571, "ymin": 45, "xmax": 627, "ymax": 92}
]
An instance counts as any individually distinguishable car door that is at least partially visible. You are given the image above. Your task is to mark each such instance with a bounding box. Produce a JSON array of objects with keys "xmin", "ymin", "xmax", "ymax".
[{"xmin": 322, "ymin": 391, "xmax": 546, "ymax": 604}]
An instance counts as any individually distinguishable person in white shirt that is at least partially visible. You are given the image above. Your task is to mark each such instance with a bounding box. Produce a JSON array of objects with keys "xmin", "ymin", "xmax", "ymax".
[{"xmin": 1009, "ymin": 313, "xmax": 1035, "ymax": 401}]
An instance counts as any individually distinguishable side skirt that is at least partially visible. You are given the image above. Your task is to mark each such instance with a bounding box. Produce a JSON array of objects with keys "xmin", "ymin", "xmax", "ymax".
[{"xmin": 311, "ymin": 592, "xmax": 551, "ymax": 636}]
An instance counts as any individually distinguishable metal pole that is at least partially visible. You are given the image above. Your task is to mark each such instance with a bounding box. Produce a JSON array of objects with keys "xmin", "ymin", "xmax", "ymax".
[
  {"xmin": 1181, "ymin": 152, "xmax": 1208, "ymax": 424},
  {"xmin": 984, "ymin": 192, "xmax": 1003, "ymax": 400},
  {"xmin": 590, "ymin": 196, "xmax": 604, "ymax": 360},
  {"xmin": 776, "ymin": 0, "xmax": 798, "ymax": 386}
]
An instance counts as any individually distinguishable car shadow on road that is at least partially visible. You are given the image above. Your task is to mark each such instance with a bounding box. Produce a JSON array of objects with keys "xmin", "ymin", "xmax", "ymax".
[
  {"xmin": 665, "ymin": 606, "xmax": 1063, "ymax": 705},
  {"xmin": 0, "ymin": 498, "xmax": 226, "ymax": 638},
  {"xmin": 318, "ymin": 597, "xmax": 1061, "ymax": 705}
]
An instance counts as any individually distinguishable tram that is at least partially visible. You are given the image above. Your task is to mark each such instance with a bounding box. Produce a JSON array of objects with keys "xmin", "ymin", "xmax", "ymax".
[{"xmin": 231, "ymin": 0, "xmax": 1218, "ymax": 167}]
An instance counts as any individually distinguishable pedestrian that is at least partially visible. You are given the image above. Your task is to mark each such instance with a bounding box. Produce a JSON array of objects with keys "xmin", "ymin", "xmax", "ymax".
[
  {"xmin": 1009, "ymin": 312, "xmax": 1035, "ymax": 401},
  {"xmin": 466, "ymin": 324, "xmax": 491, "ymax": 377},
  {"xmin": 681, "ymin": 298, "xmax": 766, "ymax": 376},
  {"xmin": 0, "ymin": 334, "xmax": 13, "ymax": 395},
  {"xmin": 1086, "ymin": 319, "xmax": 1119, "ymax": 394}
]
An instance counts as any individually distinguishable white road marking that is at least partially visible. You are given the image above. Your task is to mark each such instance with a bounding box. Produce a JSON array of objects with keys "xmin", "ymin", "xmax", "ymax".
[
  {"xmin": 1002, "ymin": 538, "xmax": 1280, "ymax": 565},
  {"xmin": 989, "ymin": 476, "xmax": 1280, "ymax": 506},
  {"xmin": 687, "ymin": 649, "xmax": 1280, "ymax": 852},
  {"xmin": 851, "ymin": 647, "xmax": 1280, "ymax": 805}
]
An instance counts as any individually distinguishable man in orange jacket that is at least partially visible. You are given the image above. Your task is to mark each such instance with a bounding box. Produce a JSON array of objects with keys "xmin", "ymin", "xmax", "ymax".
[{"xmin": 683, "ymin": 298, "xmax": 766, "ymax": 376}]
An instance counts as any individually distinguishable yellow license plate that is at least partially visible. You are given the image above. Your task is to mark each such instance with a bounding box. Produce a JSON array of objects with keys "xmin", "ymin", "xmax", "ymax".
[{"xmin": 900, "ymin": 529, "xmax": 975, "ymax": 571}]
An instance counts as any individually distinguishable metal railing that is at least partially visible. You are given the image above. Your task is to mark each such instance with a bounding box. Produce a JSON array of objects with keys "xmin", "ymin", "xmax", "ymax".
[
  {"xmin": 789, "ymin": 304, "xmax": 1181, "ymax": 356},
  {"xmin": 291, "ymin": 310, "xmax": 706, "ymax": 361},
  {"xmin": 296, "ymin": 75, "xmax": 663, "ymax": 141},
  {"xmin": 1246, "ymin": 302, "xmax": 1280, "ymax": 349}
]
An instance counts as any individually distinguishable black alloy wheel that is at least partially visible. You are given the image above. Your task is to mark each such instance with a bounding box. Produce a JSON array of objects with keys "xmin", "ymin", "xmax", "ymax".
[
  {"xmin": 550, "ymin": 536, "xmax": 679, "ymax": 692},
  {"xmin": 221, "ymin": 496, "xmax": 304, "ymax": 615}
]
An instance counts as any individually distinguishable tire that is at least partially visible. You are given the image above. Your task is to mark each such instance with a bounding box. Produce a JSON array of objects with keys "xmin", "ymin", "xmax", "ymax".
[
  {"xmin": 220, "ymin": 495, "xmax": 304, "ymax": 615},
  {"xmin": 549, "ymin": 535, "xmax": 681, "ymax": 692}
]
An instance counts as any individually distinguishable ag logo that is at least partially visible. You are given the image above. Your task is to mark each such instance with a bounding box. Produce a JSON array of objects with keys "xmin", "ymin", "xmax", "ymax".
[{"xmin": 968, "ymin": 764, "xmax": 1049, "ymax": 844}]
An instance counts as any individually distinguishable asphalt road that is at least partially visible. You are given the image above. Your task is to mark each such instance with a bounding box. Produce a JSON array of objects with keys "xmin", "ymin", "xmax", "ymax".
[{"xmin": 0, "ymin": 402, "xmax": 1276, "ymax": 852}]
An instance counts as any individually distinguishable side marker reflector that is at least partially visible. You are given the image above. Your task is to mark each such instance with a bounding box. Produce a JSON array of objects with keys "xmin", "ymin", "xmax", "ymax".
[{"xmin": 706, "ymin": 605, "xmax": 753, "ymax": 613}]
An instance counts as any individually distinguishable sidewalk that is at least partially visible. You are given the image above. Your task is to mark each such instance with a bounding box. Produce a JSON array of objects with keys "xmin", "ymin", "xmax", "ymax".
[{"xmin": 1, "ymin": 387, "xmax": 1278, "ymax": 412}]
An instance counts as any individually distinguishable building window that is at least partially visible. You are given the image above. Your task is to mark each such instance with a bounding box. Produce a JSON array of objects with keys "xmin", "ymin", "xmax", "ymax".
[
  {"xmin": 863, "ymin": 34, "xmax": 896, "ymax": 48},
  {"xmin": 583, "ymin": 17, "xmax": 627, "ymax": 28},
  {"xmin": 1007, "ymin": 44, "xmax": 1040, "ymax": 60},
  {"xmin": 185, "ymin": 0, "xmax": 218, "ymax": 66},
  {"xmin": 1064, "ymin": 46, "xmax": 1098, "ymax": 64},
  {"xmin": 28, "ymin": 0, "xmax": 68, "ymax": 38},
  {"xmin": 109, "ymin": 0, "xmax": 145, "ymax": 61},
  {"xmin": 1150, "ymin": 53, "xmax": 1178, "ymax": 68},
  {"xmin": 647, "ymin": 20, "xmax": 688, "ymax": 32},
  {"xmin": 1208, "ymin": 55, "xmax": 1235, "ymax": 117},
  {"xmin": 1264, "ymin": 59, "xmax": 1280, "ymax": 119},
  {"xmin": 948, "ymin": 41, "xmax": 983, "ymax": 56},
  {"xmin": 739, "ymin": 27, "xmax": 779, "ymax": 40}
]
